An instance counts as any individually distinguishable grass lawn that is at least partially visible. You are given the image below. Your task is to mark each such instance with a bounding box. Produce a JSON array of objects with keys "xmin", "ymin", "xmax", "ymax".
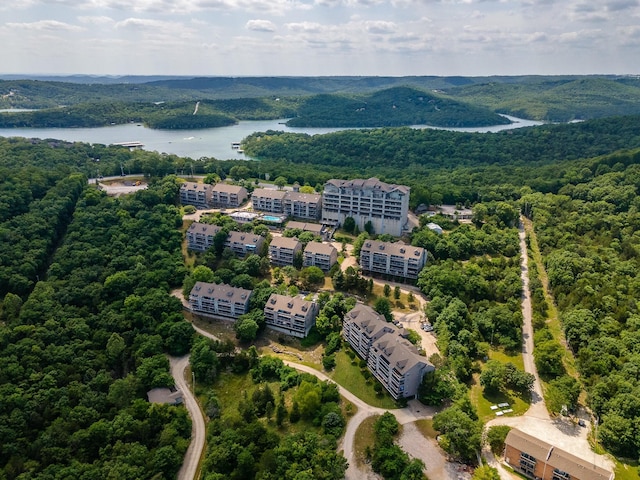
[
  {"xmin": 615, "ymin": 461, "xmax": 640, "ymax": 480},
  {"xmin": 367, "ymin": 285, "xmax": 417, "ymax": 313},
  {"xmin": 470, "ymin": 373, "xmax": 530, "ymax": 423},
  {"xmin": 414, "ymin": 419, "xmax": 438, "ymax": 439},
  {"xmin": 489, "ymin": 349, "xmax": 524, "ymax": 371},
  {"xmin": 353, "ymin": 415, "xmax": 380, "ymax": 468},
  {"xmin": 329, "ymin": 350, "xmax": 398, "ymax": 409}
]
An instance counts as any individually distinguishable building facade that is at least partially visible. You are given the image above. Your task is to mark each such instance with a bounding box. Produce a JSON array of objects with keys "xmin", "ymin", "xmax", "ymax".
[
  {"xmin": 189, "ymin": 281, "xmax": 251, "ymax": 320},
  {"xmin": 180, "ymin": 181, "xmax": 213, "ymax": 209},
  {"xmin": 342, "ymin": 304, "xmax": 433, "ymax": 399},
  {"xmin": 211, "ymin": 183, "xmax": 248, "ymax": 208},
  {"xmin": 186, "ymin": 222, "xmax": 222, "ymax": 252},
  {"xmin": 303, "ymin": 242, "xmax": 338, "ymax": 272},
  {"xmin": 224, "ymin": 231, "xmax": 265, "ymax": 257},
  {"xmin": 321, "ymin": 177, "xmax": 410, "ymax": 236},
  {"xmin": 359, "ymin": 240, "xmax": 427, "ymax": 280},
  {"xmin": 283, "ymin": 192, "xmax": 322, "ymax": 220},
  {"xmin": 504, "ymin": 429, "xmax": 613, "ymax": 480},
  {"xmin": 251, "ymin": 188, "xmax": 287, "ymax": 213},
  {"xmin": 269, "ymin": 236, "xmax": 302, "ymax": 267},
  {"xmin": 263, "ymin": 293, "xmax": 319, "ymax": 338}
]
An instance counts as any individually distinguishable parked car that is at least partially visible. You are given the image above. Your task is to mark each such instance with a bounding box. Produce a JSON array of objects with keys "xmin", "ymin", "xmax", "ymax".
[{"xmin": 422, "ymin": 324, "xmax": 434, "ymax": 332}]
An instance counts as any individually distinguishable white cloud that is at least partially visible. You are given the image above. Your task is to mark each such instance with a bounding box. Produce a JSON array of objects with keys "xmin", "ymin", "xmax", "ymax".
[
  {"xmin": 5, "ymin": 20, "xmax": 84, "ymax": 32},
  {"xmin": 364, "ymin": 20, "xmax": 397, "ymax": 34},
  {"xmin": 246, "ymin": 19, "xmax": 277, "ymax": 32},
  {"xmin": 77, "ymin": 15, "xmax": 114, "ymax": 25}
]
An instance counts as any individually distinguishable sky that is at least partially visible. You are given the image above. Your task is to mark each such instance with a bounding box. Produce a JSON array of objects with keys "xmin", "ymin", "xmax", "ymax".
[{"xmin": 1, "ymin": 0, "xmax": 639, "ymax": 77}]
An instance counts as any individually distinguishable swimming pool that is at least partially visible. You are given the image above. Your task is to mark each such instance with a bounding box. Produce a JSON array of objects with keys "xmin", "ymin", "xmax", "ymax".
[{"xmin": 262, "ymin": 215, "xmax": 284, "ymax": 223}]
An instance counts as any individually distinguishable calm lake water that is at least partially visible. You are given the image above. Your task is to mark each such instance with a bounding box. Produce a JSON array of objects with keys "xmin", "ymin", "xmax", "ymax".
[{"xmin": 0, "ymin": 115, "xmax": 542, "ymax": 161}]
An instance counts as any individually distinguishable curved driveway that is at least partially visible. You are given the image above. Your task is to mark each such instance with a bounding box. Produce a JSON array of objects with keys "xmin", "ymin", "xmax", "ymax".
[{"xmin": 170, "ymin": 355, "xmax": 206, "ymax": 480}]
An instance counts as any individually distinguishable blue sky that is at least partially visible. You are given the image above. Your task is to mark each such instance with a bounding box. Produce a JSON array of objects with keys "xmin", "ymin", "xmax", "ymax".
[{"xmin": 1, "ymin": 0, "xmax": 639, "ymax": 76}]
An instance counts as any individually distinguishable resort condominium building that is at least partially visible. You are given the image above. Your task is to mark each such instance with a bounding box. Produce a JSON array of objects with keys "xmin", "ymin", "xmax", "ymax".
[
  {"xmin": 186, "ymin": 222, "xmax": 222, "ymax": 252},
  {"xmin": 211, "ymin": 183, "xmax": 248, "ymax": 208},
  {"xmin": 251, "ymin": 188, "xmax": 287, "ymax": 213},
  {"xmin": 342, "ymin": 304, "xmax": 433, "ymax": 400},
  {"xmin": 180, "ymin": 182, "xmax": 213, "ymax": 209},
  {"xmin": 189, "ymin": 281, "xmax": 251, "ymax": 320},
  {"xmin": 224, "ymin": 231, "xmax": 266, "ymax": 257},
  {"xmin": 359, "ymin": 239, "xmax": 427, "ymax": 280},
  {"xmin": 322, "ymin": 177, "xmax": 410, "ymax": 237},
  {"xmin": 252, "ymin": 189, "xmax": 321, "ymax": 220},
  {"xmin": 263, "ymin": 293, "xmax": 319, "ymax": 338},
  {"xmin": 283, "ymin": 192, "xmax": 322, "ymax": 220},
  {"xmin": 303, "ymin": 242, "xmax": 338, "ymax": 272},
  {"xmin": 269, "ymin": 236, "xmax": 303, "ymax": 267}
]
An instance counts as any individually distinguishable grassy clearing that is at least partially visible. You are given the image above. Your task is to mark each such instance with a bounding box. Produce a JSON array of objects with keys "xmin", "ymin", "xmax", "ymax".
[
  {"xmin": 414, "ymin": 419, "xmax": 438, "ymax": 439},
  {"xmin": 329, "ymin": 350, "xmax": 398, "ymax": 409},
  {"xmin": 470, "ymin": 373, "xmax": 530, "ymax": 423},
  {"xmin": 489, "ymin": 349, "xmax": 524, "ymax": 372},
  {"xmin": 353, "ymin": 415, "xmax": 380, "ymax": 468},
  {"xmin": 523, "ymin": 218, "xmax": 578, "ymax": 378},
  {"xmin": 614, "ymin": 461, "xmax": 640, "ymax": 480}
]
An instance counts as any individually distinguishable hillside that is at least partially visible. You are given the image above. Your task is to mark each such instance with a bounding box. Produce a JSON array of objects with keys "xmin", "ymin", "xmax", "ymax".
[
  {"xmin": 446, "ymin": 77, "xmax": 640, "ymax": 122},
  {"xmin": 285, "ymin": 86, "xmax": 509, "ymax": 128}
]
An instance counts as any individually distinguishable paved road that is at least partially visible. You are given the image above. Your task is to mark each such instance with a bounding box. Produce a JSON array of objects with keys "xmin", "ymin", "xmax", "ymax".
[
  {"xmin": 170, "ymin": 355, "xmax": 206, "ymax": 480},
  {"xmin": 517, "ymin": 218, "xmax": 548, "ymax": 420},
  {"xmin": 483, "ymin": 218, "xmax": 613, "ymax": 477},
  {"xmin": 282, "ymin": 360, "xmax": 439, "ymax": 480}
]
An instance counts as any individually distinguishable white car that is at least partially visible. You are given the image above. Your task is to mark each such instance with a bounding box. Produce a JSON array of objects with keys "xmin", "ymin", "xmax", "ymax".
[{"xmin": 422, "ymin": 324, "xmax": 434, "ymax": 332}]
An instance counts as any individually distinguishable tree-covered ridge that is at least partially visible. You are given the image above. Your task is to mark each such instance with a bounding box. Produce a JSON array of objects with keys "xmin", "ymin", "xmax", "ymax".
[
  {"xmin": 521, "ymin": 149, "xmax": 640, "ymax": 458},
  {"xmin": 446, "ymin": 77, "xmax": 640, "ymax": 122},
  {"xmin": 0, "ymin": 173, "xmax": 86, "ymax": 298},
  {"xmin": 243, "ymin": 114, "xmax": 640, "ymax": 170},
  {"xmin": 286, "ymin": 86, "xmax": 509, "ymax": 128},
  {"xmin": 0, "ymin": 177, "xmax": 194, "ymax": 479},
  {"xmin": 0, "ymin": 87, "xmax": 502, "ymax": 129}
]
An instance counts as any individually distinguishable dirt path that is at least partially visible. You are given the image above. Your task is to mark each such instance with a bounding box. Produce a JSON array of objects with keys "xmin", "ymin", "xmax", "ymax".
[{"xmin": 518, "ymin": 217, "xmax": 548, "ymax": 420}]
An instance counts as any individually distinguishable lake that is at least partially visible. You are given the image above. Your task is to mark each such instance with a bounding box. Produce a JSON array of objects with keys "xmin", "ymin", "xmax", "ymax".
[{"xmin": 0, "ymin": 115, "xmax": 543, "ymax": 161}]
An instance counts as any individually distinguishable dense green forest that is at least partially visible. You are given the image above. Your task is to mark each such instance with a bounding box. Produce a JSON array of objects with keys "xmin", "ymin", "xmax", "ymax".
[
  {"xmin": 447, "ymin": 77, "xmax": 640, "ymax": 122},
  {"xmin": 519, "ymin": 149, "xmax": 640, "ymax": 459},
  {"xmin": 3, "ymin": 75, "xmax": 640, "ymax": 128},
  {"xmin": 0, "ymin": 87, "xmax": 502, "ymax": 129},
  {"xmin": 0, "ymin": 176, "xmax": 194, "ymax": 478}
]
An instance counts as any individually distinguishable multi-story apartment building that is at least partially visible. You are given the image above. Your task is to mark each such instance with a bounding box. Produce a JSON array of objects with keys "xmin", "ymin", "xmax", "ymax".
[
  {"xmin": 504, "ymin": 429, "xmax": 613, "ymax": 480},
  {"xmin": 180, "ymin": 181, "xmax": 213, "ymax": 209},
  {"xmin": 252, "ymin": 189, "xmax": 321, "ymax": 220},
  {"xmin": 186, "ymin": 222, "xmax": 222, "ymax": 252},
  {"xmin": 359, "ymin": 240, "xmax": 427, "ymax": 280},
  {"xmin": 211, "ymin": 183, "xmax": 248, "ymax": 208},
  {"xmin": 269, "ymin": 236, "xmax": 302, "ymax": 267},
  {"xmin": 251, "ymin": 188, "xmax": 287, "ymax": 213},
  {"xmin": 189, "ymin": 281, "xmax": 251, "ymax": 320},
  {"xmin": 263, "ymin": 293, "xmax": 319, "ymax": 338},
  {"xmin": 343, "ymin": 304, "xmax": 434, "ymax": 399},
  {"xmin": 303, "ymin": 242, "xmax": 338, "ymax": 272},
  {"xmin": 321, "ymin": 177, "xmax": 410, "ymax": 237},
  {"xmin": 224, "ymin": 231, "xmax": 265, "ymax": 257},
  {"xmin": 283, "ymin": 192, "xmax": 322, "ymax": 220}
]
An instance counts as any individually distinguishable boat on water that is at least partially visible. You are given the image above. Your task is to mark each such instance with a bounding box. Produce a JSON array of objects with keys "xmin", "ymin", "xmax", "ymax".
[{"xmin": 231, "ymin": 142, "xmax": 241, "ymax": 149}]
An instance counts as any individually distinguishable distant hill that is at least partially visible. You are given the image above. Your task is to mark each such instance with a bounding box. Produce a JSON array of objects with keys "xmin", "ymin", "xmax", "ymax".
[
  {"xmin": 285, "ymin": 86, "xmax": 509, "ymax": 128},
  {"xmin": 2, "ymin": 74, "xmax": 639, "ymax": 123},
  {"xmin": 446, "ymin": 77, "xmax": 640, "ymax": 122}
]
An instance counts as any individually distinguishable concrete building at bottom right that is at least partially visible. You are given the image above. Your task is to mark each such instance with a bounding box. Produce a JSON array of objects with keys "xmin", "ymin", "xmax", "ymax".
[{"xmin": 503, "ymin": 428, "xmax": 613, "ymax": 480}]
